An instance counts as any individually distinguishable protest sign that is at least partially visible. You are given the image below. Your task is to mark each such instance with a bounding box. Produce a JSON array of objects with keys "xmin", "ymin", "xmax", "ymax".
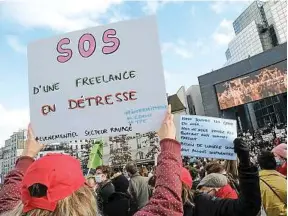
[
  {"xmin": 180, "ymin": 115, "xmax": 237, "ymax": 160},
  {"xmin": 28, "ymin": 16, "xmax": 167, "ymax": 144}
]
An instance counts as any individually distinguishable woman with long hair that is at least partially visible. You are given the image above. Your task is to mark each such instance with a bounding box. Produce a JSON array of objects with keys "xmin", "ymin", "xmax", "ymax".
[
  {"xmin": 0, "ymin": 126, "xmax": 98, "ymax": 216},
  {"xmin": 0, "ymin": 106, "xmax": 184, "ymax": 216},
  {"xmin": 7, "ymin": 154, "xmax": 98, "ymax": 216},
  {"xmin": 181, "ymin": 168, "xmax": 194, "ymax": 216}
]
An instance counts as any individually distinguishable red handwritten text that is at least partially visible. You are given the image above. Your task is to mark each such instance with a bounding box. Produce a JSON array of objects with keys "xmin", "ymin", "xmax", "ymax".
[
  {"xmin": 68, "ymin": 91, "xmax": 137, "ymax": 110},
  {"xmin": 41, "ymin": 104, "xmax": 56, "ymax": 116}
]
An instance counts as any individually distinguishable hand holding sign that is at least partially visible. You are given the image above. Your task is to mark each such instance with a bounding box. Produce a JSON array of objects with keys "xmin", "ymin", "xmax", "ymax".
[
  {"xmin": 28, "ymin": 16, "xmax": 167, "ymax": 143},
  {"xmin": 22, "ymin": 124, "xmax": 44, "ymax": 158},
  {"xmin": 158, "ymin": 105, "xmax": 176, "ymax": 140},
  {"xmin": 180, "ymin": 115, "xmax": 237, "ymax": 160}
]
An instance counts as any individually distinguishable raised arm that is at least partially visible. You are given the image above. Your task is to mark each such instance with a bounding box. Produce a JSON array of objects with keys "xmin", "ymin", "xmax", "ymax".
[
  {"xmin": 0, "ymin": 125, "xmax": 43, "ymax": 214},
  {"xmin": 194, "ymin": 138, "xmax": 261, "ymax": 216},
  {"xmin": 0, "ymin": 157, "xmax": 34, "ymax": 214},
  {"xmin": 134, "ymin": 105, "xmax": 183, "ymax": 216}
]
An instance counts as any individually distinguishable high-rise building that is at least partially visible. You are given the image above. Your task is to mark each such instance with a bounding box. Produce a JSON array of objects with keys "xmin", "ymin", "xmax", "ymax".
[
  {"xmin": 219, "ymin": 0, "xmax": 287, "ymax": 130},
  {"xmin": 263, "ymin": 0, "xmax": 287, "ymax": 44},
  {"xmin": 1, "ymin": 130, "xmax": 27, "ymax": 176},
  {"xmin": 37, "ymin": 143, "xmax": 66, "ymax": 159},
  {"xmin": 225, "ymin": 0, "xmax": 287, "ymax": 66},
  {"xmin": 0, "ymin": 148, "xmax": 3, "ymax": 183}
]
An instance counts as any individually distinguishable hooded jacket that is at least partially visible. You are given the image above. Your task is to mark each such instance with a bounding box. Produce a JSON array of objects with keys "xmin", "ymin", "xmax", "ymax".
[
  {"xmin": 194, "ymin": 165, "xmax": 261, "ymax": 216},
  {"xmin": 96, "ymin": 180, "xmax": 115, "ymax": 214},
  {"xmin": 215, "ymin": 184, "xmax": 238, "ymax": 199}
]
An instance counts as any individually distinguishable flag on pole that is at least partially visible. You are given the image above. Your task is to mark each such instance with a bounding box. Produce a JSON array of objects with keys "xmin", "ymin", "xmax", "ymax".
[{"xmin": 87, "ymin": 140, "xmax": 103, "ymax": 169}]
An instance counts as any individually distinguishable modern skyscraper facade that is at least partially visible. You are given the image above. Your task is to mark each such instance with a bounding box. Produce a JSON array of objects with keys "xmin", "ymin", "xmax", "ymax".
[
  {"xmin": 225, "ymin": 21, "xmax": 264, "ymax": 65},
  {"xmin": 218, "ymin": 0, "xmax": 287, "ymax": 130},
  {"xmin": 233, "ymin": 1, "xmax": 266, "ymax": 35},
  {"xmin": 263, "ymin": 0, "xmax": 287, "ymax": 44},
  {"xmin": 225, "ymin": 0, "xmax": 287, "ymax": 66}
]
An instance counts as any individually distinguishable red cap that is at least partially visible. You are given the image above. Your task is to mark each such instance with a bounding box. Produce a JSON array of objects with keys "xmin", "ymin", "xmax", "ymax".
[
  {"xmin": 181, "ymin": 167, "xmax": 193, "ymax": 189},
  {"xmin": 21, "ymin": 154, "xmax": 85, "ymax": 213}
]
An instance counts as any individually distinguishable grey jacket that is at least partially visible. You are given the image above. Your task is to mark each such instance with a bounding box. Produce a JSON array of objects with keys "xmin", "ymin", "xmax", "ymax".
[{"xmin": 129, "ymin": 173, "xmax": 149, "ymax": 210}]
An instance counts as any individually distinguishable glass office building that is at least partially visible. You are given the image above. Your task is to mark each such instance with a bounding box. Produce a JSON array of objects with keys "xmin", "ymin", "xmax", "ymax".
[
  {"xmin": 222, "ymin": 0, "xmax": 287, "ymax": 130},
  {"xmin": 225, "ymin": 0, "xmax": 287, "ymax": 66},
  {"xmin": 233, "ymin": 1, "xmax": 265, "ymax": 35},
  {"xmin": 253, "ymin": 93, "xmax": 287, "ymax": 128},
  {"xmin": 263, "ymin": 0, "xmax": 287, "ymax": 44},
  {"xmin": 225, "ymin": 21, "xmax": 264, "ymax": 66}
]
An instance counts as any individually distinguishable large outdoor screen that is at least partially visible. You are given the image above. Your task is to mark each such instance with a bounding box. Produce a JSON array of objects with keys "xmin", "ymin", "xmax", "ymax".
[{"xmin": 215, "ymin": 60, "xmax": 287, "ymax": 110}]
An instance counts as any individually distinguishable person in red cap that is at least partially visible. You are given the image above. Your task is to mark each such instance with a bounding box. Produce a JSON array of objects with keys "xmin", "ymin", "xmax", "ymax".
[
  {"xmin": 21, "ymin": 154, "xmax": 98, "ymax": 215},
  {"xmin": 0, "ymin": 105, "xmax": 185, "ymax": 216},
  {"xmin": 0, "ymin": 125, "xmax": 98, "ymax": 216},
  {"xmin": 134, "ymin": 105, "xmax": 183, "ymax": 216},
  {"xmin": 0, "ymin": 125, "xmax": 44, "ymax": 215},
  {"xmin": 181, "ymin": 167, "xmax": 194, "ymax": 216}
]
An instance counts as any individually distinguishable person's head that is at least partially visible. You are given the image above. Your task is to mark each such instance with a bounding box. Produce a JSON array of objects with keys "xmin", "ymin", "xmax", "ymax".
[
  {"xmin": 111, "ymin": 174, "xmax": 129, "ymax": 193},
  {"xmin": 125, "ymin": 162, "xmax": 138, "ymax": 177},
  {"xmin": 197, "ymin": 173, "xmax": 228, "ymax": 197},
  {"xmin": 205, "ymin": 162, "xmax": 226, "ymax": 175},
  {"xmin": 86, "ymin": 176, "xmax": 97, "ymax": 189},
  {"xmin": 258, "ymin": 150, "xmax": 277, "ymax": 170},
  {"xmin": 20, "ymin": 153, "xmax": 98, "ymax": 216},
  {"xmin": 181, "ymin": 168, "xmax": 193, "ymax": 205},
  {"xmin": 95, "ymin": 165, "xmax": 111, "ymax": 184},
  {"xmin": 140, "ymin": 167, "xmax": 149, "ymax": 177},
  {"xmin": 272, "ymin": 143, "xmax": 287, "ymax": 160}
]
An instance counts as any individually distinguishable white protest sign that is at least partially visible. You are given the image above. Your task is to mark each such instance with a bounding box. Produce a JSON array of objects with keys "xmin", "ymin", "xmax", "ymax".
[
  {"xmin": 180, "ymin": 115, "xmax": 237, "ymax": 160},
  {"xmin": 28, "ymin": 16, "xmax": 167, "ymax": 144}
]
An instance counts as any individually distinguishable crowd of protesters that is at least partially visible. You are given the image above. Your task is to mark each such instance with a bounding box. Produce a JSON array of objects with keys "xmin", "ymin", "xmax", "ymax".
[{"xmin": 0, "ymin": 106, "xmax": 286, "ymax": 216}]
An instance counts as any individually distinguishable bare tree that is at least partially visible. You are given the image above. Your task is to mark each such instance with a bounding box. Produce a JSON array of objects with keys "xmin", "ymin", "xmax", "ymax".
[
  {"xmin": 145, "ymin": 132, "xmax": 160, "ymax": 160},
  {"xmin": 109, "ymin": 135, "xmax": 132, "ymax": 166}
]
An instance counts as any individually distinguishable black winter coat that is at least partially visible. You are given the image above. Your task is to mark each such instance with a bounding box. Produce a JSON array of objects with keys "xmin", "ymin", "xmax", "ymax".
[
  {"xmin": 194, "ymin": 165, "xmax": 261, "ymax": 216},
  {"xmin": 97, "ymin": 180, "xmax": 115, "ymax": 215},
  {"xmin": 104, "ymin": 192, "xmax": 133, "ymax": 216},
  {"xmin": 183, "ymin": 202, "xmax": 194, "ymax": 216}
]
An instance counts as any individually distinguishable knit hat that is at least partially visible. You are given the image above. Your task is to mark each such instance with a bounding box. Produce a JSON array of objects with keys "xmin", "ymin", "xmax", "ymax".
[
  {"xmin": 181, "ymin": 167, "xmax": 193, "ymax": 189},
  {"xmin": 21, "ymin": 154, "xmax": 86, "ymax": 213},
  {"xmin": 272, "ymin": 144, "xmax": 287, "ymax": 159},
  {"xmin": 111, "ymin": 174, "xmax": 129, "ymax": 193},
  {"xmin": 197, "ymin": 173, "xmax": 227, "ymax": 189}
]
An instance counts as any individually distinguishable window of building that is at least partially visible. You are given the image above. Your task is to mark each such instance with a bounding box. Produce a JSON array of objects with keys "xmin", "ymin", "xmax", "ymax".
[{"xmin": 268, "ymin": 106, "xmax": 274, "ymax": 113}]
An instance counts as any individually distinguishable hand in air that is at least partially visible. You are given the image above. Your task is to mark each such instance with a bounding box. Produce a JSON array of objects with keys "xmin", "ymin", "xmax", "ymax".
[
  {"xmin": 234, "ymin": 138, "xmax": 250, "ymax": 166},
  {"xmin": 158, "ymin": 104, "xmax": 176, "ymax": 140},
  {"xmin": 22, "ymin": 124, "xmax": 44, "ymax": 158}
]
